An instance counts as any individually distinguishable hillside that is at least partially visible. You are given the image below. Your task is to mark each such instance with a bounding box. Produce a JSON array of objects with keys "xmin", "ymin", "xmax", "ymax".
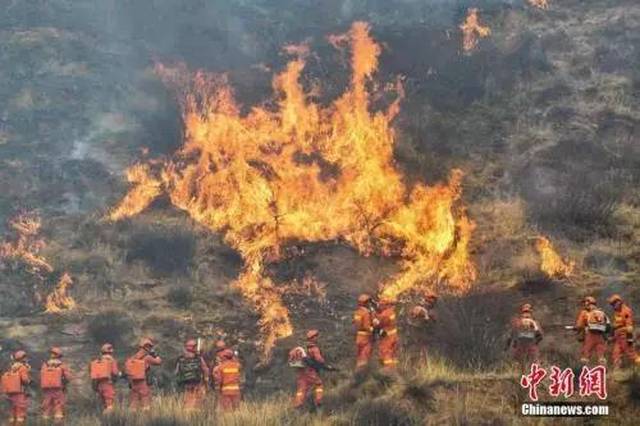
[{"xmin": 1, "ymin": 0, "xmax": 640, "ymax": 424}]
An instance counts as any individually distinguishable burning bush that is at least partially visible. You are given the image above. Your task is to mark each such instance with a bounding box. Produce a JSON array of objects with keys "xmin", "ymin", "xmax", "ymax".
[
  {"xmin": 109, "ymin": 22, "xmax": 476, "ymax": 356},
  {"xmin": 126, "ymin": 226, "xmax": 196, "ymax": 276}
]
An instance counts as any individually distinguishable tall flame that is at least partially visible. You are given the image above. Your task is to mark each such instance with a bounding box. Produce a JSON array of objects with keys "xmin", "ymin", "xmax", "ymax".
[
  {"xmin": 109, "ymin": 22, "xmax": 476, "ymax": 356},
  {"xmin": 460, "ymin": 8, "xmax": 491, "ymax": 54},
  {"xmin": 535, "ymin": 236, "xmax": 574, "ymax": 279},
  {"xmin": 45, "ymin": 272, "xmax": 76, "ymax": 313},
  {"xmin": 528, "ymin": 0, "xmax": 550, "ymax": 10}
]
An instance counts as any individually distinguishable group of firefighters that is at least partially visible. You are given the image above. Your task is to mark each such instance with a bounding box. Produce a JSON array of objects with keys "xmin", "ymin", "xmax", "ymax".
[
  {"xmin": 2, "ymin": 291, "xmax": 638, "ymax": 422},
  {"xmin": 509, "ymin": 293, "xmax": 640, "ymax": 368}
]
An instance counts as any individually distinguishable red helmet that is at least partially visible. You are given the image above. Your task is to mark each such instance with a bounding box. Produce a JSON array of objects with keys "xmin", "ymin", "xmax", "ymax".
[
  {"xmin": 424, "ymin": 292, "xmax": 438, "ymax": 302},
  {"xmin": 215, "ymin": 340, "xmax": 227, "ymax": 352},
  {"xmin": 50, "ymin": 347, "xmax": 63, "ymax": 358},
  {"xmin": 101, "ymin": 343, "xmax": 114, "ymax": 354},
  {"xmin": 139, "ymin": 338, "xmax": 154, "ymax": 349},
  {"xmin": 520, "ymin": 303, "xmax": 533, "ymax": 313},
  {"xmin": 185, "ymin": 339, "xmax": 197, "ymax": 351},
  {"xmin": 584, "ymin": 296, "xmax": 596, "ymax": 305},
  {"xmin": 607, "ymin": 294, "xmax": 622, "ymax": 305},
  {"xmin": 220, "ymin": 349, "xmax": 234, "ymax": 360},
  {"xmin": 357, "ymin": 294, "xmax": 372, "ymax": 306},
  {"xmin": 306, "ymin": 329, "xmax": 320, "ymax": 340},
  {"xmin": 13, "ymin": 350, "xmax": 27, "ymax": 361}
]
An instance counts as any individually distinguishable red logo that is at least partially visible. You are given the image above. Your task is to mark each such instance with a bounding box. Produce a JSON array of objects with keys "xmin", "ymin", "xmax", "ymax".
[{"xmin": 519, "ymin": 364, "xmax": 607, "ymax": 401}]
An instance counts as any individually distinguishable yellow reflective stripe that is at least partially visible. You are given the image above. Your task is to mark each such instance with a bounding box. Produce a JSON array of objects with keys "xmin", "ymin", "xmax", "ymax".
[
  {"xmin": 222, "ymin": 368, "xmax": 239, "ymax": 373},
  {"xmin": 222, "ymin": 384, "xmax": 240, "ymax": 390},
  {"xmin": 354, "ymin": 314, "xmax": 362, "ymax": 319},
  {"xmin": 295, "ymin": 392, "xmax": 304, "ymax": 396},
  {"xmin": 382, "ymin": 359, "xmax": 398, "ymax": 365},
  {"xmin": 389, "ymin": 314, "xmax": 396, "ymax": 321},
  {"xmin": 357, "ymin": 331, "xmax": 372, "ymax": 335},
  {"xmin": 385, "ymin": 328, "xmax": 398, "ymax": 335},
  {"xmin": 315, "ymin": 388, "xmax": 324, "ymax": 393}
]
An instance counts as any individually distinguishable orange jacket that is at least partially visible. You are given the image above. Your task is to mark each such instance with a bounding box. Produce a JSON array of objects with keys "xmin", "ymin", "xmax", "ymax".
[
  {"xmin": 613, "ymin": 304, "xmax": 634, "ymax": 331},
  {"xmin": 132, "ymin": 349, "xmax": 162, "ymax": 368},
  {"xmin": 575, "ymin": 309, "xmax": 589, "ymax": 330},
  {"xmin": 42, "ymin": 359, "xmax": 73, "ymax": 381},
  {"xmin": 11, "ymin": 362, "xmax": 31, "ymax": 385},
  {"xmin": 212, "ymin": 359, "xmax": 241, "ymax": 394},
  {"xmin": 377, "ymin": 306, "xmax": 398, "ymax": 335},
  {"xmin": 353, "ymin": 306, "xmax": 375, "ymax": 336}
]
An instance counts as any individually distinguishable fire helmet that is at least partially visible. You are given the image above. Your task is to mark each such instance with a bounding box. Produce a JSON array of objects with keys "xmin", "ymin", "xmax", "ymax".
[
  {"xmin": 220, "ymin": 349, "xmax": 234, "ymax": 360},
  {"xmin": 215, "ymin": 340, "xmax": 227, "ymax": 352},
  {"xmin": 424, "ymin": 292, "xmax": 438, "ymax": 301},
  {"xmin": 185, "ymin": 339, "xmax": 197, "ymax": 351},
  {"xmin": 607, "ymin": 294, "xmax": 622, "ymax": 305},
  {"xmin": 584, "ymin": 296, "xmax": 596, "ymax": 305},
  {"xmin": 520, "ymin": 303, "xmax": 533, "ymax": 313},
  {"xmin": 50, "ymin": 347, "xmax": 63, "ymax": 358},
  {"xmin": 101, "ymin": 343, "xmax": 114, "ymax": 354},
  {"xmin": 357, "ymin": 294, "xmax": 372, "ymax": 306},
  {"xmin": 306, "ymin": 329, "xmax": 320, "ymax": 340},
  {"xmin": 13, "ymin": 350, "xmax": 27, "ymax": 361},
  {"xmin": 139, "ymin": 338, "xmax": 154, "ymax": 349}
]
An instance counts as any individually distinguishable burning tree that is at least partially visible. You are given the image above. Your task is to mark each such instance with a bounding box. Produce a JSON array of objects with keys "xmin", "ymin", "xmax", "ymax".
[
  {"xmin": 528, "ymin": 0, "xmax": 550, "ymax": 10},
  {"xmin": 109, "ymin": 22, "xmax": 476, "ymax": 357},
  {"xmin": 535, "ymin": 236, "xmax": 575, "ymax": 279},
  {"xmin": 460, "ymin": 8, "xmax": 491, "ymax": 54}
]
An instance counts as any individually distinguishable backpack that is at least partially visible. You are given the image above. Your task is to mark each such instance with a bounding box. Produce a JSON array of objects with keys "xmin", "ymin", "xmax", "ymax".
[
  {"xmin": 125, "ymin": 358, "xmax": 146, "ymax": 381},
  {"xmin": 587, "ymin": 309, "xmax": 608, "ymax": 332},
  {"xmin": 1, "ymin": 371, "xmax": 22, "ymax": 395},
  {"xmin": 40, "ymin": 364, "xmax": 63, "ymax": 390},
  {"xmin": 176, "ymin": 356, "xmax": 203, "ymax": 384},
  {"xmin": 288, "ymin": 346, "xmax": 307, "ymax": 369},
  {"xmin": 90, "ymin": 358, "xmax": 112, "ymax": 380},
  {"xmin": 517, "ymin": 318, "xmax": 537, "ymax": 340}
]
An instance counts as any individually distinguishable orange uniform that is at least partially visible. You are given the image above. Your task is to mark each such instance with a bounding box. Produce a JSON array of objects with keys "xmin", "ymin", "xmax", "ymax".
[
  {"xmin": 377, "ymin": 305, "xmax": 399, "ymax": 370},
  {"xmin": 40, "ymin": 358, "xmax": 72, "ymax": 420},
  {"xmin": 576, "ymin": 308, "xmax": 607, "ymax": 364},
  {"xmin": 353, "ymin": 305, "xmax": 375, "ymax": 370},
  {"xmin": 611, "ymin": 303, "xmax": 640, "ymax": 367},
  {"xmin": 510, "ymin": 313, "xmax": 542, "ymax": 363},
  {"xmin": 2, "ymin": 361, "xmax": 31, "ymax": 424},
  {"xmin": 92, "ymin": 354, "xmax": 120, "ymax": 413},
  {"xmin": 127, "ymin": 349, "xmax": 162, "ymax": 411},
  {"xmin": 293, "ymin": 343, "xmax": 325, "ymax": 408},
  {"xmin": 212, "ymin": 351, "xmax": 242, "ymax": 411},
  {"xmin": 176, "ymin": 350, "xmax": 210, "ymax": 410}
]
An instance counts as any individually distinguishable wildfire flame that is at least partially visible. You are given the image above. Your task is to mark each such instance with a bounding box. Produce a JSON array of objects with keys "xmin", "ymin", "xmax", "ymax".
[
  {"xmin": 460, "ymin": 8, "xmax": 491, "ymax": 53},
  {"xmin": 45, "ymin": 272, "xmax": 76, "ymax": 313},
  {"xmin": 1, "ymin": 213, "xmax": 77, "ymax": 312},
  {"xmin": 109, "ymin": 22, "xmax": 476, "ymax": 356},
  {"xmin": 0, "ymin": 212, "xmax": 53, "ymax": 275},
  {"xmin": 535, "ymin": 236, "xmax": 574, "ymax": 279},
  {"xmin": 528, "ymin": 0, "xmax": 549, "ymax": 10}
]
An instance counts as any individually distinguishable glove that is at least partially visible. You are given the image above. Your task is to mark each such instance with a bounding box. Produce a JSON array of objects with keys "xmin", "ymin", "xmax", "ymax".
[{"xmin": 626, "ymin": 326, "xmax": 634, "ymax": 334}]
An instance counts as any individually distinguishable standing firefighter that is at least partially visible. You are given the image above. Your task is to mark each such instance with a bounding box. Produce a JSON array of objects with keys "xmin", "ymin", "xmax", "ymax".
[
  {"xmin": 608, "ymin": 294, "xmax": 640, "ymax": 368},
  {"xmin": 212, "ymin": 349, "xmax": 242, "ymax": 411},
  {"xmin": 409, "ymin": 292, "xmax": 438, "ymax": 357},
  {"xmin": 291, "ymin": 330, "xmax": 336, "ymax": 410},
  {"xmin": 575, "ymin": 296, "xmax": 609, "ymax": 364},
  {"xmin": 40, "ymin": 347, "xmax": 72, "ymax": 422},
  {"xmin": 1, "ymin": 350, "xmax": 31, "ymax": 424},
  {"xmin": 509, "ymin": 304, "xmax": 543, "ymax": 364},
  {"xmin": 90, "ymin": 343, "xmax": 120, "ymax": 413},
  {"xmin": 125, "ymin": 338, "xmax": 162, "ymax": 411},
  {"xmin": 377, "ymin": 297, "xmax": 399, "ymax": 371},
  {"xmin": 176, "ymin": 339, "xmax": 210, "ymax": 411},
  {"xmin": 353, "ymin": 293, "xmax": 376, "ymax": 371}
]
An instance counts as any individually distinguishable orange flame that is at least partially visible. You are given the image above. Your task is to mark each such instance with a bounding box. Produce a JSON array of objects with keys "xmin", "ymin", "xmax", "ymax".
[
  {"xmin": 460, "ymin": 8, "xmax": 491, "ymax": 53},
  {"xmin": 109, "ymin": 22, "xmax": 476, "ymax": 356},
  {"xmin": 528, "ymin": 0, "xmax": 549, "ymax": 10},
  {"xmin": 0, "ymin": 213, "xmax": 53, "ymax": 275},
  {"xmin": 45, "ymin": 272, "xmax": 76, "ymax": 313},
  {"xmin": 535, "ymin": 236, "xmax": 574, "ymax": 279}
]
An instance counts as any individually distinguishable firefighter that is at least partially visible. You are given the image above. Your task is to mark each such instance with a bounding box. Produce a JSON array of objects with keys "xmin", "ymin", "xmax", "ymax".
[
  {"xmin": 175, "ymin": 339, "xmax": 209, "ymax": 411},
  {"xmin": 509, "ymin": 303, "xmax": 543, "ymax": 365},
  {"xmin": 410, "ymin": 292, "xmax": 438, "ymax": 324},
  {"xmin": 212, "ymin": 349, "xmax": 242, "ymax": 411},
  {"xmin": 40, "ymin": 347, "xmax": 72, "ymax": 422},
  {"xmin": 608, "ymin": 294, "xmax": 640, "ymax": 368},
  {"xmin": 214, "ymin": 340, "xmax": 227, "ymax": 365},
  {"xmin": 353, "ymin": 293, "xmax": 376, "ymax": 371},
  {"xmin": 125, "ymin": 338, "xmax": 162, "ymax": 411},
  {"xmin": 293, "ymin": 330, "xmax": 335, "ymax": 409},
  {"xmin": 377, "ymin": 296, "xmax": 399, "ymax": 371},
  {"xmin": 90, "ymin": 343, "xmax": 120, "ymax": 414},
  {"xmin": 575, "ymin": 296, "xmax": 609, "ymax": 364},
  {"xmin": 1, "ymin": 350, "xmax": 31, "ymax": 424}
]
